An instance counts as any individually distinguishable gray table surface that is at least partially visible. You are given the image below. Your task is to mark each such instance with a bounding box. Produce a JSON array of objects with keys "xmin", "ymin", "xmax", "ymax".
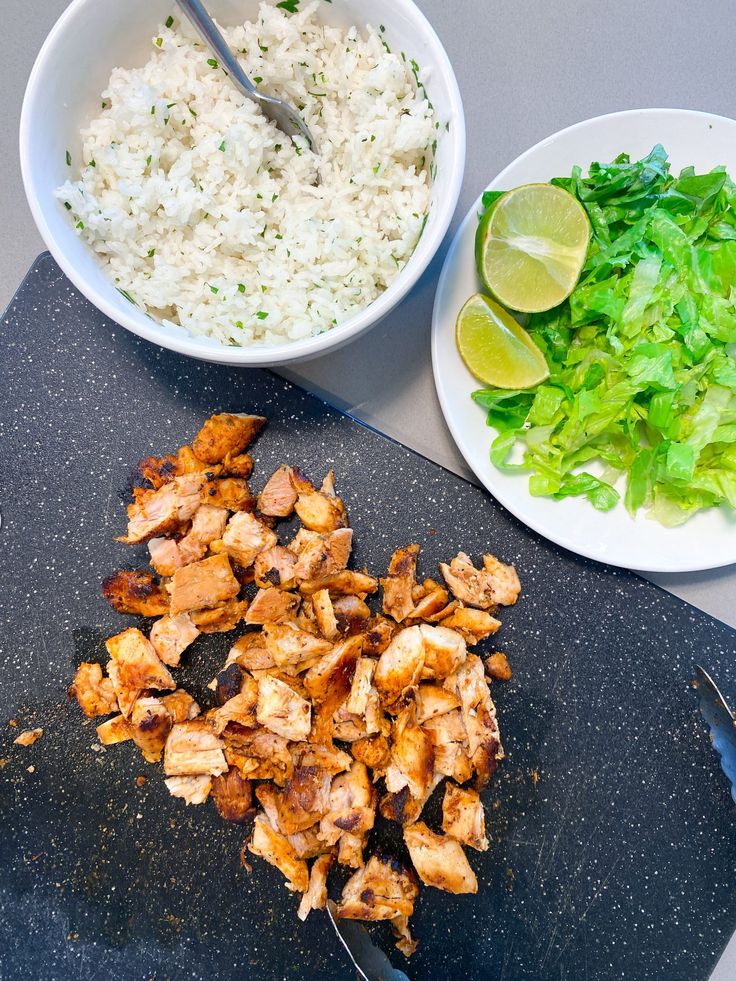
[{"xmin": 2, "ymin": 2, "xmax": 735, "ymax": 978}]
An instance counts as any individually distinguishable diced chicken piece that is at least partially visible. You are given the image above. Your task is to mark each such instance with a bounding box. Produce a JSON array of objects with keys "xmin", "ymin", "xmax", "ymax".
[
  {"xmin": 423, "ymin": 600, "xmax": 460, "ymax": 623},
  {"xmin": 332, "ymin": 595, "xmax": 371, "ymax": 636},
  {"xmin": 248, "ymin": 814, "xmax": 309, "ymax": 893},
  {"xmin": 409, "ymin": 585, "xmax": 450, "ymax": 621},
  {"xmin": 312, "ymin": 589, "xmax": 338, "ymax": 640},
  {"xmin": 168, "ymin": 554, "xmax": 240, "ymax": 615},
  {"xmin": 177, "ymin": 504, "xmax": 229, "ymax": 564},
  {"xmin": 223, "ymin": 726, "xmax": 293, "ymax": 785},
  {"xmin": 190, "ymin": 599, "xmax": 249, "ymax": 633},
  {"xmin": 258, "ymin": 465, "xmax": 298, "ymax": 518},
  {"xmin": 211, "ymin": 766, "xmax": 253, "ymax": 823},
  {"xmin": 14, "ymin": 728, "xmax": 43, "ymax": 747},
  {"xmin": 244, "ymin": 588, "xmax": 300, "ymax": 625},
  {"xmin": 419, "ymin": 625, "xmax": 467, "ymax": 680},
  {"xmin": 297, "ymin": 854, "xmax": 334, "ymax": 921},
  {"xmin": 292, "ymin": 743, "xmax": 352, "ymax": 775},
  {"xmin": 201, "ymin": 477, "xmax": 255, "ymax": 512},
  {"xmin": 211, "ymin": 679, "xmax": 259, "ymax": 734},
  {"xmin": 217, "ymin": 511, "xmax": 278, "ymax": 568},
  {"xmin": 482, "ymin": 553, "xmax": 521, "ymax": 606},
  {"xmin": 150, "ymin": 613, "xmax": 200, "ymax": 667},
  {"xmin": 292, "ymin": 469, "xmax": 349, "ymax": 533},
  {"xmin": 391, "ymin": 915, "xmax": 418, "ymax": 958},
  {"xmin": 106, "ymin": 628, "xmax": 175, "ymax": 717},
  {"xmin": 254, "ymin": 546, "xmax": 298, "ymax": 589},
  {"xmin": 287, "ymin": 826, "xmax": 333, "ymax": 860},
  {"xmin": 424, "ymin": 709, "xmax": 474, "ymax": 784},
  {"xmin": 404, "ymin": 822, "xmax": 477, "ymax": 894},
  {"xmin": 442, "ymin": 782, "xmax": 488, "ymax": 851},
  {"xmin": 485, "ymin": 651, "xmax": 513, "ymax": 681},
  {"xmin": 346, "ymin": 658, "xmax": 376, "ymax": 717},
  {"xmin": 137, "ymin": 453, "xmax": 179, "ymax": 489},
  {"xmin": 226, "ymin": 633, "xmax": 275, "ymax": 672},
  {"xmin": 363, "ymin": 615, "xmax": 399, "ymax": 656},
  {"xmin": 337, "ymin": 833, "xmax": 365, "ymax": 869},
  {"xmin": 177, "ymin": 444, "xmax": 219, "ymax": 475},
  {"xmin": 160, "ymin": 689, "xmax": 201, "ymax": 722},
  {"xmin": 70, "ymin": 662, "xmax": 118, "ymax": 718},
  {"xmin": 130, "ymin": 697, "xmax": 172, "ymax": 763},
  {"xmin": 222, "ymin": 452, "xmax": 253, "ymax": 479},
  {"xmin": 448, "ymin": 655, "xmax": 504, "ymax": 789},
  {"xmin": 440, "ymin": 607, "xmax": 502, "ymax": 645},
  {"xmin": 299, "ymin": 570, "xmax": 377, "ymax": 599},
  {"xmin": 379, "ymin": 773, "xmax": 442, "ymax": 827},
  {"xmin": 332, "ymin": 705, "xmax": 367, "ymax": 743},
  {"xmin": 148, "ymin": 537, "xmax": 183, "ymax": 577},
  {"xmin": 212, "ymin": 663, "xmax": 245, "ymax": 704},
  {"xmin": 385, "ymin": 703, "xmax": 434, "ymax": 800},
  {"xmin": 101, "ymin": 569, "xmax": 170, "ymax": 616},
  {"xmin": 271, "ymin": 766, "xmax": 333, "ymax": 835},
  {"xmin": 292, "ymin": 528, "xmax": 353, "ymax": 581},
  {"xmin": 164, "ymin": 774, "xmax": 212, "ymax": 805},
  {"xmin": 96, "ymin": 714, "xmax": 134, "ymax": 745},
  {"xmin": 192, "ymin": 413, "xmax": 267, "ymax": 464},
  {"xmin": 336, "ymin": 854, "xmax": 419, "ymax": 921},
  {"xmin": 303, "ymin": 636, "xmax": 362, "ymax": 745},
  {"xmin": 319, "ymin": 762, "xmax": 375, "ymax": 852},
  {"xmin": 120, "ymin": 473, "xmax": 206, "ymax": 544},
  {"xmin": 382, "ymin": 544, "xmax": 420, "ymax": 623},
  {"xmin": 440, "ymin": 551, "xmax": 520, "ymax": 610},
  {"xmin": 164, "ymin": 720, "xmax": 227, "ymax": 777},
  {"xmin": 262, "ymin": 623, "xmax": 332, "ymax": 669},
  {"xmin": 414, "ymin": 683, "xmax": 461, "ymax": 723},
  {"xmin": 351, "ymin": 734, "xmax": 391, "ymax": 777},
  {"xmin": 257, "ymin": 675, "xmax": 311, "ymax": 742},
  {"xmin": 374, "ymin": 626, "xmax": 425, "ymax": 706}
]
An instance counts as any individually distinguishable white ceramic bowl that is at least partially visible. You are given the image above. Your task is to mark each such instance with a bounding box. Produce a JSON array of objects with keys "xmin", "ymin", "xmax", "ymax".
[{"xmin": 20, "ymin": 0, "xmax": 465, "ymax": 366}]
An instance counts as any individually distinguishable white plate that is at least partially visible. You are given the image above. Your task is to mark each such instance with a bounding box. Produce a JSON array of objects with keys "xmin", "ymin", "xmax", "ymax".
[{"xmin": 432, "ymin": 108, "xmax": 736, "ymax": 573}]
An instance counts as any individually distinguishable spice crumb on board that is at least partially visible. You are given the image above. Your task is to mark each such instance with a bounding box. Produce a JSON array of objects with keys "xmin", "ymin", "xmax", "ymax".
[{"xmin": 14, "ymin": 727, "xmax": 43, "ymax": 746}]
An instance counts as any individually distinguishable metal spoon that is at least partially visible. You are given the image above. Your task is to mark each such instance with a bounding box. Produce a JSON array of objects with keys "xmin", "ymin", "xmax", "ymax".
[{"xmin": 174, "ymin": 0, "xmax": 319, "ymax": 155}]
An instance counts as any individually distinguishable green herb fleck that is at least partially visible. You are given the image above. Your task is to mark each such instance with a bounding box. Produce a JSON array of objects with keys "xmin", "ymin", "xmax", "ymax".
[
  {"xmin": 237, "ymin": 283, "xmax": 246, "ymax": 293},
  {"xmin": 189, "ymin": 106, "xmax": 198, "ymax": 117},
  {"xmin": 274, "ymin": 144, "xmax": 282, "ymax": 152},
  {"xmin": 64, "ymin": 202, "xmax": 72, "ymax": 211},
  {"xmin": 276, "ymin": 0, "xmax": 300, "ymax": 11},
  {"xmin": 147, "ymin": 248, "xmax": 155, "ymax": 257},
  {"xmin": 209, "ymin": 285, "xmax": 219, "ymax": 294},
  {"xmin": 146, "ymin": 154, "xmax": 152, "ymax": 166},
  {"xmin": 155, "ymin": 37, "xmax": 163, "ymax": 47},
  {"xmin": 117, "ymin": 288, "xmax": 137, "ymax": 305},
  {"xmin": 165, "ymin": 15, "xmax": 174, "ymax": 27},
  {"xmin": 253, "ymin": 76, "xmax": 264, "ymax": 85},
  {"xmin": 256, "ymin": 311, "xmax": 268, "ymax": 320},
  {"xmin": 207, "ymin": 58, "xmax": 219, "ymax": 68},
  {"xmin": 65, "ymin": 150, "xmax": 72, "ymax": 166},
  {"xmin": 218, "ymin": 141, "xmax": 226, "ymax": 152}
]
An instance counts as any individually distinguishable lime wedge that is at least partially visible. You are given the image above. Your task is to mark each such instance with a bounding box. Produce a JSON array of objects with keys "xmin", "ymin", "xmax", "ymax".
[
  {"xmin": 476, "ymin": 183, "xmax": 590, "ymax": 313},
  {"xmin": 456, "ymin": 293, "xmax": 550, "ymax": 388}
]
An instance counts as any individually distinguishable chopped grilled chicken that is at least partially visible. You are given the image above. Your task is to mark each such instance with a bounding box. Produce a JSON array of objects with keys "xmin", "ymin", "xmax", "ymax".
[
  {"xmin": 211, "ymin": 680, "xmax": 259, "ymax": 734},
  {"xmin": 257, "ymin": 675, "xmax": 311, "ymax": 742},
  {"xmin": 168, "ymin": 554, "xmax": 240, "ymax": 615},
  {"xmin": 96, "ymin": 714, "xmax": 134, "ymax": 745},
  {"xmin": 442, "ymin": 782, "xmax": 488, "ymax": 851},
  {"xmin": 332, "ymin": 595, "xmax": 372, "ymax": 636},
  {"xmin": 351, "ymin": 734, "xmax": 391, "ymax": 776},
  {"xmin": 263, "ymin": 623, "xmax": 332, "ymax": 669},
  {"xmin": 447, "ymin": 655, "xmax": 503, "ymax": 789},
  {"xmin": 485, "ymin": 651, "xmax": 512, "ymax": 681},
  {"xmin": 292, "ymin": 742, "xmax": 352, "ymax": 776},
  {"xmin": 160, "ymin": 689, "xmax": 201, "ymax": 722},
  {"xmin": 244, "ymin": 588, "xmax": 300, "ymax": 625},
  {"xmin": 312, "ymin": 588, "xmax": 338, "ymax": 640},
  {"xmin": 379, "ymin": 773, "xmax": 442, "ymax": 827},
  {"xmin": 409, "ymin": 585, "xmax": 450, "ymax": 621},
  {"xmin": 130, "ymin": 697, "xmax": 173, "ymax": 763},
  {"xmin": 298, "ymin": 569, "xmax": 377, "ymax": 599},
  {"xmin": 440, "ymin": 551, "xmax": 520, "ymax": 610},
  {"xmin": 292, "ymin": 469, "xmax": 349, "ymax": 533},
  {"xmin": 414, "ymin": 683, "xmax": 461, "ymax": 723},
  {"xmin": 164, "ymin": 775, "xmax": 213, "ymax": 805},
  {"xmin": 440, "ymin": 607, "xmax": 502, "ymax": 645},
  {"xmin": 137, "ymin": 453, "xmax": 179, "ymax": 489},
  {"xmin": 391, "ymin": 915, "xmax": 418, "ymax": 958},
  {"xmin": 404, "ymin": 822, "xmax": 477, "ymax": 894},
  {"xmin": 304, "ymin": 636, "xmax": 362, "ymax": 745},
  {"xmin": 363, "ymin": 615, "xmax": 399, "ymax": 656},
  {"xmin": 190, "ymin": 600, "xmax": 250, "ymax": 633},
  {"xmin": 292, "ymin": 528, "xmax": 353, "ymax": 581},
  {"xmin": 385, "ymin": 703, "xmax": 435, "ymax": 800},
  {"xmin": 248, "ymin": 814, "xmax": 309, "ymax": 893},
  {"xmin": 177, "ymin": 444, "xmax": 218, "ymax": 475},
  {"xmin": 258, "ymin": 465, "xmax": 298, "ymax": 518},
  {"xmin": 150, "ymin": 613, "xmax": 200, "ymax": 667},
  {"xmin": 148, "ymin": 537, "xmax": 184, "ymax": 577},
  {"xmin": 164, "ymin": 720, "xmax": 228, "ymax": 777},
  {"xmin": 120, "ymin": 473, "xmax": 206, "ymax": 544},
  {"xmin": 211, "ymin": 766, "xmax": 253, "ymax": 823},
  {"xmin": 337, "ymin": 833, "xmax": 365, "ymax": 868},
  {"xmin": 213, "ymin": 663, "xmax": 245, "ymax": 704},
  {"xmin": 419, "ymin": 625, "xmax": 467, "ymax": 680},
  {"xmin": 346, "ymin": 658, "xmax": 376, "ymax": 717},
  {"xmin": 201, "ymin": 477, "xmax": 255, "ymax": 512},
  {"xmin": 374, "ymin": 625, "xmax": 425, "ymax": 706},
  {"xmin": 297, "ymin": 854, "xmax": 334, "ymax": 921},
  {"xmin": 106, "ymin": 628, "xmax": 175, "ymax": 717},
  {"xmin": 226, "ymin": 633, "xmax": 275, "ymax": 672},
  {"xmin": 101, "ymin": 569, "xmax": 170, "ymax": 616},
  {"xmin": 336, "ymin": 854, "xmax": 418, "ymax": 921},
  {"xmin": 70, "ymin": 662, "xmax": 118, "ymax": 717},
  {"xmin": 254, "ymin": 545, "xmax": 298, "ymax": 589},
  {"xmin": 178, "ymin": 504, "xmax": 229, "ymax": 564},
  {"xmin": 217, "ymin": 511, "xmax": 278, "ymax": 568},
  {"xmin": 223, "ymin": 725, "xmax": 293, "ymax": 785},
  {"xmin": 287, "ymin": 826, "xmax": 333, "ymax": 860},
  {"xmin": 320, "ymin": 763, "xmax": 375, "ymax": 861},
  {"xmin": 271, "ymin": 766, "xmax": 333, "ymax": 835},
  {"xmin": 192, "ymin": 413, "xmax": 267, "ymax": 464},
  {"xmin": 422, "ymin": 600, "xmax": 460, "ymax": 623},
  {"xmin": 14, "ymin": 728, "xmax": 43, "ymax": 746},
  {"xmin": 482, "ymin": 553, "xmax": 521, "ymax": 606},
  {"xmin": 423, "ymin": 709, "xmax": 473, "ymax": 784},
  {"xmin": 382, "ymin": 544, "xmax": 420, "ymax": 623},
  {"xmin": 222, "ymin": 452, "xmax": 253, "ymax": 479}
]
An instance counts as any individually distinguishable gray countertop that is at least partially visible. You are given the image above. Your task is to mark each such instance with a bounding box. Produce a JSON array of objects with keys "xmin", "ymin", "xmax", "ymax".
[{"xmin": 2, "ymin": 1, "xmax": 735, "ymax": 978}]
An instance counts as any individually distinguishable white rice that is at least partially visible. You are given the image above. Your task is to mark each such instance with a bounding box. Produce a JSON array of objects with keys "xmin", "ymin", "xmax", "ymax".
[{"xmin": 55, "ymin": 1, "xmax": 436, "ymax": 346}]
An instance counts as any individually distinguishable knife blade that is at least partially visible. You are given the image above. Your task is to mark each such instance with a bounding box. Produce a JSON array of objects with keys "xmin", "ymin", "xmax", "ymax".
[
  {"xmin": 326, "ymin": 900, "xmax": 410, "ymax": 981},
  {"xmin": 693, "ymin": 665, "xmax": 736, "ymax": 804}
]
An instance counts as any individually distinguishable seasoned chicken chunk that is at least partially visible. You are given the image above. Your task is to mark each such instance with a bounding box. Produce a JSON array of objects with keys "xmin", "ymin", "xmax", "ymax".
[
  {"xmin": 299, "ymin": 570, "xmax": 377, "ymax": 599},
  {"xmin": 351, "ymin": 734, "xmax": 391, "ymax": 777},
  {"xmin": 178, "ymin": 504, "xmax": 229, "ymax": 564},
  {"xmin": 258, "ymin": 465, "xmax": 297, "ymax": 518},
  {"xmin": 244, "ymin": 588, "xmax": 300, "ymax": 625},
  {"xmin": 257, "ymin": 675, "xmax": 311, "ymax": 742},
  {"xmin": 137, "ymin": 452, "xmax": 179, "ymax": 489},
  {"xmin": 332, "ymin": 595, "xmax": 372, "ymax": 636},
  {"xmin": 346, "ymin": 658, "xmax": 376, "ymax": 717},
  {"xmin": 374, "ymin": 626, "xmax": 425, "ymax": 706},
  {"xmin": 409, "ymin": 584, "xmax": 450, "ymax": 621},
  {"xmin": 414, "ymin": 683, "xmax": 461, "ymax": 723},
  {"xmin": 168, "ymin": 554, "xmax": 240, "ymax": 615},
  {"xmin": 130, "ymin": 696, "xmax": 172, "ymax": 763},
  {"xmin": 442, "ymin": 782, "xmax": 488, "ymax": 851},
  {"xmin": 419, "ymin": 624, "xmax": 467, "ymax": 680},
  {"xmin": 164, "ymin": 720, "xmax": 227, "ymax": 777},
  {"xmin": 164, "ymin": 775, "xmax": 212, "ymax": 805},
  {"xmin": 482, "ymin": 553, "xmax": 521, "ymax": 606},
  {"xmin": 270, "ymin": 766, "xmax": 332, "ymax": 835},
  {"xmin": 223, "ymin": 726, "xmax": 293, "ymax": 785},
  {"xmin": 320, "ymin": 762, "xmax": 375, "ymax": 860},
  {"xmin": 440, "ymin": 607, "xmax": 502, "ymax": 645},
  {"xmin": 292, "ymin": 528, "xmax": 353, "ymax": 581},
  {"xmin": 391, "ymin": 915, "xmax": 417, "ymax": 958},
  {"xmin": 211, "ymin": 766, "xmax": 253, "ymax": 823},
  {"xmin": 248, "ymin": 814, "xmax": 309, "ymax": 893},
  {"xmin": 226, "ymin": 633, "xmax": 275, "ymax": 672},
  {"xmin": 102, "ymin": 569, "xmax": 170, "ymax": 616},
  {"xmin": 149, "ymin": 613, "xmax": 200, "ymax": 667},
  {"xmin": 263, "ymin": 623, "xmax": 332, "ymax": 669},
  {"xmin": 297, "ymin": 854, "xmax": 334, "ymax": 921},
  {"xmin": 120, "ymin": 473, "xmax": 206, "ymax": 544},
  {"xmin": 254, "ymin": 545, "xmax": 298, "ymax": 589},
  {"xmin": 211, "ymin": 679, "xmax": 259, "ymax": 734},
  {"xmin": 363, "ymin": 615, "xmax": 399, "ymax": 655},
  {"xmin": 485, "ymin": 651, "xmax": 513, "ymax": 681},
  {"xmin": 96, "ymin": 714, "xmax": 134, "ymax": 745},
  {"xmin": 336, "ymin": 854, "xmax": 418, "ymax": 921},
  {"xmin": 106, "ymin": 628, "xmax": 175, "ymax": 717},
  {"xmin": 440, "ymin": 551, "xmax": 519, "ymax": 609},
  {"xmin": 192, "ymin": 413, "xmax": 267, "ymax": 464},
  {"xmin": 148, "ymin": 537, "xmax": 184, "ymax": 577},
  {"xmin": 70, "ymin": 662, "xmax": 118, "ymax": 718},
  {"xmin": 380, "ymin": 774, "xmax": 442, "ymax": 827},
  {"xmin": 312, "ymin": 588, "xmax": 338, "ymax": 640},
  {"xmin": 190, "ymin": 599, "xmax": 250, "ymax": 633},
  {"xmin": 423, "ymin": 709, "xmax": 473, "ymax": 784},
  {"xmin": 385, "ymin": 703, "xmax": 435, "ymax": 800},
  {"xmin": 217, "ymin": 511, "xmax": 278, "ymax": 568},
  {"xmin": 382, "ymin": 544, "xmax": 419, "ymax": 623},
  {"xmin": 160, "ymin": 689, "xmax": 201, "ymax": 722},
  {"xmin": 304, "ymin": 636, "xmax": 362, "ymax": 744},
  {"xmin": 292, "ymin": 469, "xmax": 349, "ymax": 533},
  {"xmin": 201, "ymin": 476, "xmax": 255, "ymax": 512},
  {"xmin": 404, "ymin": 822, "xmax": 477, "ymax": 894},
  {"xmin": 448, "ymin": 655, "xmax": 503, "ymax": 789}
]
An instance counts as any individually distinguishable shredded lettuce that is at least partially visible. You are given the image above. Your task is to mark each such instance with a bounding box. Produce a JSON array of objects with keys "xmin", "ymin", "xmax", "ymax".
[{"xmin": 473, "ymin": 146, "xmax": 736, "ymax": 525}]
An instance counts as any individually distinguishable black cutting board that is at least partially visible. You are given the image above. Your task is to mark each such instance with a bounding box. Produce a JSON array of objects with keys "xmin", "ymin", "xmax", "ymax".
[{"xmin": 1, "ymin": 254, "xmax": 736, "ymax": 981}]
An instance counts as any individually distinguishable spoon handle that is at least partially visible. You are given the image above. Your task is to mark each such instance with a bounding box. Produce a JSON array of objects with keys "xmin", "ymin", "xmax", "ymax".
[{"xmin": 174, "ymin": 0, "xmax": 257, "ymax": 96}]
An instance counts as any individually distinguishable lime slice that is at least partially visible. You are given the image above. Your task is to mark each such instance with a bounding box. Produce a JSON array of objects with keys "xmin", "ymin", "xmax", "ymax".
[
  {"xmin": 476, "ymin": 183, "xmax": 590, "ymax": 313},
  {"xmin": 456, "ymin": 293, "xmax": 550, "ymax": 388}
]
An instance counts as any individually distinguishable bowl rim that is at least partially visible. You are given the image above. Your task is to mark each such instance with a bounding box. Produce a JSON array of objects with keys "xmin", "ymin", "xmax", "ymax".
[{"xmin": 19, "ymin": 0, "xmax": 466, "ymax": 365}]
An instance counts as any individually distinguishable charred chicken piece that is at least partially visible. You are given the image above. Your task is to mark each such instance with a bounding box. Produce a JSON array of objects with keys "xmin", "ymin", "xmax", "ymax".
[
  {"xmin": 336, "ymin": 853, "xmax": 419, "ymax": 921},
  {"xmin": 291, "ymin": 469, "xmax": 349, "ymax": 533},
  {"xmin": 442, "ymin": 782, "xmax": 488, "ymax": 851},
  {"xmin": 382, "ymin": 544, "xmax": 420, "ymax": 623},
  {"xmin": 403, "ymin": 821, "xmax": 477, "ymax": 894},
  {"xmin": 70, "ymin": 662, "xmax": 118, "ymax": 718},
  {"xmin": 102, "ymin": 569, "xmax": 170, "ymax": 617},
  {"xmin": 211, "ymin": 766, "xmax": 253, "ymax": 823},
  {"xmin": 192, "ymin": 413, "xmax": 267, "ymax": 465}
]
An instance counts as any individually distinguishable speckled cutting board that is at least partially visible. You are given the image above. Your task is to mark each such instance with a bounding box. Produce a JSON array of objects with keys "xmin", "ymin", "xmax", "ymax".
[{"xmin": 2, "ymin": 254, "xmax": 736, "ymax": 981}]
